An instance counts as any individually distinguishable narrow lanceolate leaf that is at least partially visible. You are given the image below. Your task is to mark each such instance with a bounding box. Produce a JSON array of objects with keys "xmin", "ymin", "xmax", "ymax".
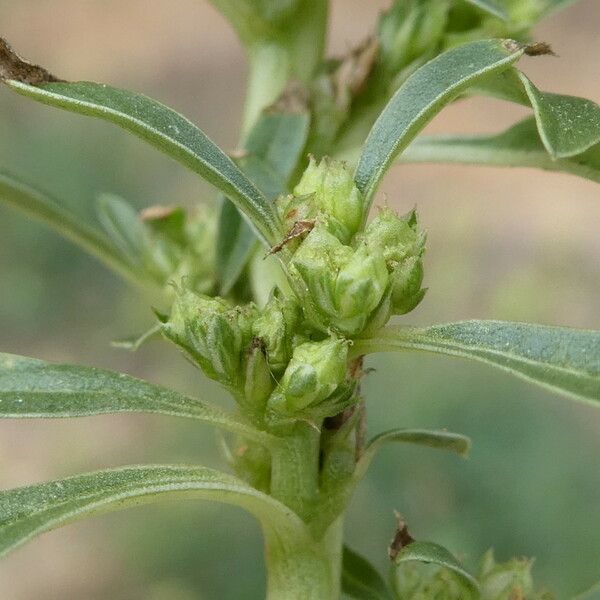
[
  {"xmin": 354, "ymin": 39, "xmax": 524, "ymax": 208},
  {"xmin": 217, "ymin": 109, "xmax": 309, "ymax": 294},
  {"xmin": 463, "ymin": 0, "xmax": 508, "ymax": 20},
  {"xmin": 342, "ymin": 545, "xmax": 393, "ymax": 600},
  {"xmin": 0, "ymin": 353, "xmax": 273, "ymax": 445},
  {"xmin": 3, "ymin": 76, "xmax": 280, "ymax": 246},
  {"xmin": 96, "ymin": 194, "xmax": 152, "ymax": 267},
  {"xmin": 393, "ymin": 541, "xmax": 480, "ymax": 592},
  {"xmin": 0, "ymin": 465, "xmax": 305, "ymax": 557},
  {"xmin": 0, "ymin": 170, "xmax": 145, "ymax": 287},
  {"xmin": 353, "ymin": 321, "xmax": 600, "ymax": 405},
  {"xmin": 355, "ymin": 429, "xmax": 471, "ymax": 482},
  {"xmin": 400, "ymin": 118, "xmax": 600, "ymax": 184}
]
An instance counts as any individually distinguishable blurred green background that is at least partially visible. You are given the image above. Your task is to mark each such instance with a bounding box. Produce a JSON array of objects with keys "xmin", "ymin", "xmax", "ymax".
[{"xmin": 0, "ymin": 1, "xmax": 598, "ymax": 598}]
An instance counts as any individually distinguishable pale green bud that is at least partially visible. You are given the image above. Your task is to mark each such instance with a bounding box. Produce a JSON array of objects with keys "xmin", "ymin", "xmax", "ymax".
[
  {"xmin": 293, "ymin": 156, "xmax": 363, "ymax": 241},
  {"xmin": 242, "ymin": 338, "xmax": 275, "ymax": 421},
  {"xmin": 364, "ymin": 207, "xmax": 426, "ymax": 317},
  {"xmin": 479, "ymin": 550, "xmax": 536, "ymax": 600},
  {"xmin": 291, "ymin": 225, "xmax": 389, "ymax": 335},
  {"xmin": 274, "ymin": 338, "xmax": 348, "ymax": 413},
  {"xmin": 252, "ymin": 292, "xmax": 304, "ymax": 375},
  {"xmin": 390, "ymin": 255, "xmax": 426, "ymax": 315},
  {"xmin": 336, "ymin": 243, "xmax": 389, "ymax": 318},
  {"xmin": 162, "ymin": 288, "xmax": 255, "ymax": 389},
  {"xmin": 291, "ymin": 225, "xmax": 351, "ymax": 323},
  {"xmin": 364, "ymin": 206, "xmax": 425, "ymax": 265}
]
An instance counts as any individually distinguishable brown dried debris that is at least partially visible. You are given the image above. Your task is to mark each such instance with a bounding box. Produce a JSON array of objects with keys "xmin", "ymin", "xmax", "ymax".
[
  {"xmin": 524, "ymin": 42, "xmax": 557, "ymax": 57},
  {"xmin": 334, "ymin": 36, "xmax": 380, "ymax": 102},
  {"xmin": 140, "ymin": 205, "xmax": 180, "ymax": 222},
  {"xmin": 267, "ymin": 219, "xmax": 315, "ymax": 255},
  {"xmin": 0, "ymin": 36, "xmax": 63, "ymax": 84},
  {"xmin": 270, "ymin": 80, "xmax": 310, "ymax": 114},
  {"xmin": 388, "ymin": 512, "xmax": 415, "ymax": 561}
]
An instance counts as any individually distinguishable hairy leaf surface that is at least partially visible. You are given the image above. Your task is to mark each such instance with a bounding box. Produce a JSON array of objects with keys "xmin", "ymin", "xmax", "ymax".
[
  {"xmin": 5, "ymin": 80, "xmax": 281, "ymax": 246},
  {"xmin": 0, "ymin": 465, "xmax": 303, "ymax": 557},
  {"xmin": 0, "ymin": 353, "xmax": 272, "ymax": 444},
  {"xmin": 393, "ymin": 541, "xmax": 479, "ymax": 592},
  {"xmin": 217, "ymin": 109, "xmax": 309, "ymax": 293},
  {"xmin": 400, "ymin": 118, "xmax": 600, "ymax": 183},
  {"xmin": 355, "ymin": 429, "xmax": 471, "ymax": 482},
  {"xmin": 354, "ymin": 321, "xmax": 600, "ymax": 405},
  {"xmin": 354, "ymin": 39, "xmax": 524, "ymax": 207}
]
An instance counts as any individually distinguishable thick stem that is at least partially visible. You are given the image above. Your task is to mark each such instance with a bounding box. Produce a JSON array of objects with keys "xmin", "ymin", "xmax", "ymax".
[
  {"xmin": 264, "ymin": 517, "xmax": 344, "ymax": 600},
  {"xmin": 270, "ymin": 421, "xmax": 321, "ymax": 521}
]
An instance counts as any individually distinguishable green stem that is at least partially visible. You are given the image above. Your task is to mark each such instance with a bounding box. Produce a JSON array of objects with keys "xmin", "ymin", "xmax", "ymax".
[
  {"xmin": 270, "ymin": 421, "xmax": 321, "ymax": 521},
  {"xmin": 243, "ymin": 42, "xmax": 291, "ymax": 137},
  {"xmin": 264, "ymin": 517, "xmax": 344, "ymax": 600}
]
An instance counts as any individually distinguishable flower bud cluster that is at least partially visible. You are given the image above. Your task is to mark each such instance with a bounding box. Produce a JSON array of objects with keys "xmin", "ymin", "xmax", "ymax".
[
  {"xmin": 162, "ymin": 287, "xmax": 353, "ymax": 426},
  {"xmin": 278, "ymin": 158, "xmax": 426, "ymax": 337},
  {"xmin": 277, "ymin": 156, "xmax": 363, "ymax": 244},
  {"xmin": 140, "ymin": 204, "xmax": 217, "ymax": 295},
  {"xmin": 161, "ymin": 158, "xmax": 425, "ymax": 428}
]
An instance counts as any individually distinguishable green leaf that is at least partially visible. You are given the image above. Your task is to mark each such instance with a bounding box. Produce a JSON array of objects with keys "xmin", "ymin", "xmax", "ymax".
[
  {"xmin": 355, "ymin": 429, "xmax": 471, "ymax": 483},
  {"xmin": 353, "ymin": 321, "xmax": 600, "ymax": 405},
  {"xmin": 4, "ymin": 80, "xmax": 281, "ymax": 246},
  {"xmin": 217, "ymin": 110, "xmax": 309, "ymax": 294},
  {"xmin": 392, "ymin": 541, "xmax": 480, "ymax": 592},
  {"xmin": 463, "ymin": 0, "xmax": 508, "ymax": 20},
  {"xmin": 354, "ymin": 39, "xmax": 524, "ymax": 208},
  {"xmin": 0, "ymin": 170, "xmax": 146, "ymax": 288},
  {"xmin": 342, "ymin": 545, "xmax": 393, "ymax": 600},
  {"xmin": 244, "ymin": 110, "xmax": 311, "ymax": 180},
  {"xmin": 471, "ymin": 68, "xmax": 600, "ymax": 159},
  {"xmin": 0, "ymin": 464, "xmax": 304, "ymax": 557},
  {"xmin": 518, "ymin": 72, "xmax": 600, "ymax": 158},
  {"xmin": 0, "ymin": 352, "xmax": 273, "ymax": 445},
  {"xmin": 96, "ymin": 193, "xmax": 151, "ymax": 267},
  {"xmin": 400, "ymin": 118, "xmax": 600, "ymax": 183}
]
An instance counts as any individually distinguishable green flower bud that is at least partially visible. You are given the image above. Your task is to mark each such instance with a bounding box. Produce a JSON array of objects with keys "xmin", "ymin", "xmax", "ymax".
[
  {"xmin": 390, "ymin": 255, "xmax": 426, "ymax": 315},
  {"xmin": 162, "ymin": 288, "xmax": 256, "ymax": 389},
  {"xmin": 273, "ymin": 338, "xmax": 348, "ymax": 413},
  {"xmin": 364, "ymin": 206, "xmax": 425, "ymax": 265},
  {"xmin": 292, "ymin": 156, "xmax": 363, "ymax": 241},
  {"xmin": 291, "ymin": 225, "xmax": 389, "ymax": 335},
  {"xmin": 336, "ymin": 243, "xmax": 389, "ymax": 318},
  {"xmin": 479, "ymin": 550, "xmax": 536, "ymax": 600},
  {"xmin": 364, "ymin": 207, "xmax": 426, "ymax": 317},
  {"xmin": 252, "ymin": 292, "xmax": 304, "ymax": 375},
  {"xmin": 242, "ymin": 338, "xmax": 275, "ymax": 421}
]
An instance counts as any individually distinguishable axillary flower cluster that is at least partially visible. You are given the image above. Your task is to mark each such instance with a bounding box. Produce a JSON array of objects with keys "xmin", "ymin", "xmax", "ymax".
[{"xmin": 162, "ymin": 157, "xmax": 425, "ymax": 437}]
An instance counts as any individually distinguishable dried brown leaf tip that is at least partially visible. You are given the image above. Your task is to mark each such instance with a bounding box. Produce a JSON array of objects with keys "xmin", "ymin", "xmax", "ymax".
[
  {"xmin": 334, "ymin": 36, "xmax": 379, "ymax": 100},
  {"xmin": 525, "ymin": 42, "xmax": 557, "ymax": 57},
  {"xmin": 388, "ymin": 512, "xmax": 415, "ymax": 561},
  {"xmin": 0, "ymin": 36, "xmax": 63, "ymax": 84},
  {"xmin": 267, "ymin": 219, "xmax": 315, "ymax": 256},
  {"xmin": 271, "ymin": 80, "xmax": 310, "ymax": 114},
  {"xmin": 140, "ymin": 205, "xmax": 180, "ymax": 222}
]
